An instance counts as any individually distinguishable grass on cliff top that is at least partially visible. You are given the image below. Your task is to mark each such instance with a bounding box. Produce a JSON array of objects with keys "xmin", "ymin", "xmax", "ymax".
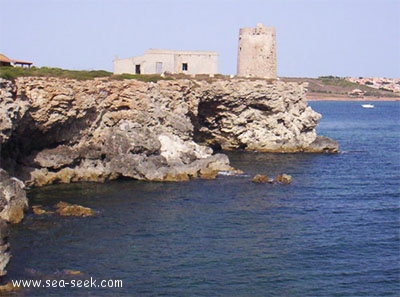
[
  {"xmin": 0, "ymin": 66, "xmax": 238, "ymax": 83},
  {"xmin": 0, "ymin": 66, "xmax": 112, "ymax": 80},
  {"xmin": 0, "ymin": 66, "xmax": 172, "ymax": 82}
]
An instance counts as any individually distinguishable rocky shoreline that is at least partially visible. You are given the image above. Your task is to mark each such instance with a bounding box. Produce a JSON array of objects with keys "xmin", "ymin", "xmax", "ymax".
[
  {"xmin": 1, "ymin": 76, "xmax": 337, "ymax": 187},
  {"xmin": 0, "ymin": 76, "xmax": 338, "ymax": 280}
]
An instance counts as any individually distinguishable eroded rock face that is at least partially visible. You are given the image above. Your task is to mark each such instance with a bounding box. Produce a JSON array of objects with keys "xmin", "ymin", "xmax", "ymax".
[
  {"xmin": 0, "ymin": 77, "xmax": 337, "ymax": 187},
  {"xmin": 0, "ymin": 169, "xmax": 28, "ymax": 224},
  {"xmin": 195, "ymin": 80, "xmax": 323, "ymax": 152},
  {"xmin": 0, "ymin": 219, "xmax": 10, "ymax": 277},
  {"xmin": 0, "ymin": 165, "xmax": 29, "ymax": 279}
]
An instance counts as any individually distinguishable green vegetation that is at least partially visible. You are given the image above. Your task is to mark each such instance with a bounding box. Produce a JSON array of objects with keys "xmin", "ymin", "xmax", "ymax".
[
  {"xmin": 0, "ymin": 66, "xmax": 235, "ymax": 83},
  {"xmin": 0, "ymin": 66, "xmax": 112, "ymax": 80},
  {"xmin": 0, "ymin": 66, "xmax": 171, "ymax": 82},
  {"xmin": 317, "ymin": 76, "xmax": 359, "ymax": 88},
  {"xmin": 111, "ymin": 73, "xmax": 172, "ymax": 82}
]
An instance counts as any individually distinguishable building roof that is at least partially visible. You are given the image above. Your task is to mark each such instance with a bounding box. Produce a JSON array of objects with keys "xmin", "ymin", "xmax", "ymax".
[
  {"xmin": 0, "ymin": 53, "xmax": 32, "ymax": 65},
  {"xmin": 13, "ymin": 59, "xmax": 33, "ymax": 65},
  {"xmin": 0, "ymin": 54, "xmax": 12, "ymax": 63}
]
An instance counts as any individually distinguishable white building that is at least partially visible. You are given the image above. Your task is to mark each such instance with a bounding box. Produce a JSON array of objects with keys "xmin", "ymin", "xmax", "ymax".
[{"xmin": 113, "ymin": 49, "xmax": 218, "ymax": 75}]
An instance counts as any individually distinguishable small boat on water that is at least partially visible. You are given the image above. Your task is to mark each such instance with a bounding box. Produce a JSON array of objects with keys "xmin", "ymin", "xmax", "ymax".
[{"xmin": 362, "ymin": 104, "xmax": 374, "ymax": 109}]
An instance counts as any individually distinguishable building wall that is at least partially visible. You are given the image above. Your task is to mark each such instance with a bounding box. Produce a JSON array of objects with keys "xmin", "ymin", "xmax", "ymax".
[
  {"xmin": 237, "ymin": 23, "xmax": 277, "ymax": 79},
  {"xmin": 113, "ymin": 49, "xmax": 218, "ymax": 75}
]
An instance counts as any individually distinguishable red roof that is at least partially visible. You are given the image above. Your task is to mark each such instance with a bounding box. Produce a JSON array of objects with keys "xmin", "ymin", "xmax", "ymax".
[
  {"xmin": 0, "ymin": 54, "xmax": 12, "ymax": 63},
  {"xmin": 0, "ymin": 53, "xmax": 32, "ymax": 65}
]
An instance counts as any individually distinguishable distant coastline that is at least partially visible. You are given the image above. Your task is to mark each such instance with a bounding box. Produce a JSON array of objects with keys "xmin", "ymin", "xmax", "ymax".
[
  {"xmin": 281, "ymin": 76, "xmax": 400, "ymax": 102},
  {"xmin": 306, "ymin": 93, "xmax": 400, "ymax": 101}
]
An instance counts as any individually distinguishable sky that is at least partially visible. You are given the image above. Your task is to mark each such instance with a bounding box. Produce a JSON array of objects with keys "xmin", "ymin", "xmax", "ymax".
[{"xmin": 0, "ymin": 0, "xmax": 399, "ymax": 78}]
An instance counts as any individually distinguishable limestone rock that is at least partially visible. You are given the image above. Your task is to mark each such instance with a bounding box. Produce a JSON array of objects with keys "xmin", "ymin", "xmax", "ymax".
[
  {"xmin": 0, "ymin": 79, "xmax": 29, "ymax": 144},
  {"xmin": 274, "ymin": 174, "xmax": 292, "ymax": 184},
  {"xmin": 304, "ymin": 136, "xmax": 339, "ymax": 153},
  {"xmin": 0, "ymin": 77, "xmax": 337, "ymax": 187},
  {"xmin": 195, "ymin": 80, "xmax": 322, "ymax": 152},
  {"xmin": 0, "ymin": 169, "xmax": 28, "ymax": 223},
  {"xmin": 159, "ymin": 133, "xmax": 212, "ymax": 164},
  {"xmin": 32, "ymin": 205, "xmax": 53, "ymax": 215},
  {"xmin": 0, "ymin": 282, "xmax": 20, "ymax": 292},
  {"xmin": 0, "ymin": 219, "xmax": 10, "ymax": 277},
  {"xmin": 34, "ymin": 146, "xmax": 80, "ymax": 169},
  {"xmin": 252, "ymin": 174, "xmax": 273, "ymax": 183},
  {"xmin": 55, "ymin": 201, "xmax": 94, "ymax": 217}
]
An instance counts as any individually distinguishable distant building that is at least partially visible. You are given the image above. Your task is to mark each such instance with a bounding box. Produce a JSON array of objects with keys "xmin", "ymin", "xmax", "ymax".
[
  {"xmin": 113, "ymin": 49, "xmax": 218, "ymax": 75},
  {"xmin": 0, "ymin": 54, "xmax": 33, "ymax": 68},
  {"xmin": 237, "ymin": 23, "xmax": 277, "ymax": 79}
]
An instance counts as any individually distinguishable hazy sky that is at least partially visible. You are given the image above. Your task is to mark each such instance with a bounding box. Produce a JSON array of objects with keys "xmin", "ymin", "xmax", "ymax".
[{"xmin": 0, "ymin": 0, "xmax": 399, "ymax": 78}]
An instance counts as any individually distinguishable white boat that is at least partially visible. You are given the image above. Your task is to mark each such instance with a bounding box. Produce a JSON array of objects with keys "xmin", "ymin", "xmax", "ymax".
[{"xmin": 362, "ymin": 104, "xmax": 374, "ymax": 108}]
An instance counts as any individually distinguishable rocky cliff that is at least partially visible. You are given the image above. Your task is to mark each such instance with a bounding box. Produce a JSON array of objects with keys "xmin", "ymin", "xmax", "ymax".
[
  {"xmin": 0, "ymin": 75, "xmax": 339, "ymax": 281},
  {"xmin": 0, "ymin": 77, "xmax": 337, "ymax": 188}
]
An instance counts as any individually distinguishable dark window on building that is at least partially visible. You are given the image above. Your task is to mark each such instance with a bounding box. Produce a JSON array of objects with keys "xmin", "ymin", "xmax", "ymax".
[
  {"xmin": 135, "ymin": 64, "xmax": 141, "ymax": 74},
  {"xmin": 182, "ymin": 63, "xmax": 188, "ymax": 71}
]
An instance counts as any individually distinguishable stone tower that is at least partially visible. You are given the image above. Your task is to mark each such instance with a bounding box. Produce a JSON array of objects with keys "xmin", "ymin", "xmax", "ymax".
[{"xmin": 237, "ymin": 23, "xmax": 277, "ymax": 79}]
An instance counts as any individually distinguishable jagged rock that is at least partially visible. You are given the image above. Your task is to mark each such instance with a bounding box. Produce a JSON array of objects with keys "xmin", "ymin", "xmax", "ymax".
[
  {"xmin": 55, "ymin": 201, "xmax": 94, "ymax": 217},
  {"xmin": 195, "ymin": 80, "xmax": 322, "ymax": 152},
  {"xmin": 252, "ymin": 174, "xmax": 273, "ymax": 183},
  {"xmin": 0, "ymin": 77, "xmax": 337, "ymax": 187},
  {"xmin": 0, "ymin": 169, "xmax": 28, "ymax": 223},
  {"xmin": 32, "ymin": 205, "xmax": 53, "ymax": 215},
  {"xmin": 274, "ymin": 174, "xmax": 292, "ymax": 184},
  {"xmin": 0, "ymin": 170, "xmax": 28, "ymax": 280},
  {"xmin": 0, "ymin": 219, "xmax": 10, "ymax": 278},
  {"xmin": 0, "ymin": 79, "xmax": 29, "ymax": 144},
  {"xmin": 304, "ymin": 136, "xmax": 339, "ymax": 153},
  {"xmin": 34, "ymin": 146, "xmax": 80, "ymax": 169},
  {"xmin": 159, "ymin": 133, "xmax": 212, "ymax": 164}
]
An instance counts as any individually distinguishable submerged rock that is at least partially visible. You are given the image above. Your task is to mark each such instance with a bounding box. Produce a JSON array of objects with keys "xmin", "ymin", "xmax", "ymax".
[
  {"xmin": 252, "ymin": 173, "xmax": 293, "ymax": 184},
  {"xmin": 63, "ymin": 269, "xmax": 82, "ymax": 275},
  {"xmin": 32, "ymin": 205, "xmax": 54, "ymax": 215},
  {"xmin": 0, "ymin": 282, "xmax": 20, "ymax": 292},
  {"xmin": 55, "ymin": 201, "xmax": 94, "ymax": 217},
  {"xmin": 274, "ymin": 174, "xmax": 292, "ymax": 184},
  {"xmin": 252, "ymin": 174, "xmax": 273, "ymax": 183}
]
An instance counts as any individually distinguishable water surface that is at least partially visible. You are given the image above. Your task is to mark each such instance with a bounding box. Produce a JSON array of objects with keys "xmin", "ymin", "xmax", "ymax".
[{"xmin": 9, "ymin": 101, "xmax": 400, "ymax": 296}]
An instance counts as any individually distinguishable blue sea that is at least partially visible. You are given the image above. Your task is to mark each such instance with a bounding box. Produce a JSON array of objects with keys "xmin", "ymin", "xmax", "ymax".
[{"xmin": 8, "ymin": 101, "xmax": 400, "ymax": 296}]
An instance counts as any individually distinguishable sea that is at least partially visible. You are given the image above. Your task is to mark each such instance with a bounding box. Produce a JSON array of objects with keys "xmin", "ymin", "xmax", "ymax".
[{"xmin": 7, "ymin": 101, "xmax": 400, "ymax": 297}]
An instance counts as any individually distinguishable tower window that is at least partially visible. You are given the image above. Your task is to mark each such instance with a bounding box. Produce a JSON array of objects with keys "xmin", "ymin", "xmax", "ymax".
[{"xmin": 182, "ymin": 63, "xmax": 188, "ymax": 71}]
